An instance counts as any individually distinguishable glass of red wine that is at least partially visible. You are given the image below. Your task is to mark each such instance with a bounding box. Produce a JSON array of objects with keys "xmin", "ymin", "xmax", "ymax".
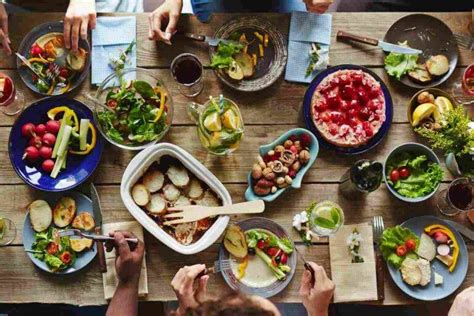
[
  {"xmin": 437, "ymin": 177, "xmax": 473, "ymax": 216},
  {"xmin": 0, "ymin": 72, "xmax": 24, "ymax": 116},
  {"xmin": 452, "ymin": 64, "xmax": 474, "ymax": 105},
  {"xmin": 170, "ymin": 53, "xmax": 203, "ymax": 97}
]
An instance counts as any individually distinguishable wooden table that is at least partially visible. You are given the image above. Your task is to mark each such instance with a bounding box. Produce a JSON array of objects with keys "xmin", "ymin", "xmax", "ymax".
[{"xmin": 0, "ymin": 12, "xmax": 472, "ymax": 306}]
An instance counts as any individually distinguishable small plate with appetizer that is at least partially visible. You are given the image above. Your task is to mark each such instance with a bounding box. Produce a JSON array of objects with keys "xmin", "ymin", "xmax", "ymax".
[
  {"xmin": 209, "ymin": 16, "xmax": 287, "ymax": 92},
  {"xmin": 23, "ymin": 191, "xmax": 97, "ymax": 274},
  {"xmin": 245, "ymin": 128, "xmax": 318, "ymax": 202},
  {"xmin": 303, "ymin": 64, "xmax": 393, "ymax": 155},
  {"xmin": 220, "ymin": 217, "xmax": 297, "ymax": 298},
  {"xmin": 17, "ymin": 21, "xmax": 90, "ymax": 95},
  {"xmin": 380, "ymin": 216, "xmax": 468, "ymax": 301},
  {"xmin": 384, "ymin": 14, "xmax": 458, "ymax": 88},
  {"xmin": 8, "ymin": 96, "xmax": 104, "ymax": 192}
]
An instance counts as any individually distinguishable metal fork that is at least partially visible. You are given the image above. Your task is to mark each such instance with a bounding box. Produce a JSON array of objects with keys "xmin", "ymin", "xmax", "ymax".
[
  {"xmin": 45, "ymin": 63, "xmax": 60, "ymax": 81},
  {"xmin": 372, "ymin": 215, "xmax": 385, "ymax": 300},
  {"xmin": 196, "ymin": 259, "xmax": 232, "ymax": 278},
  {"xmin": 453, "ymin": 33, "xmax": 473, "ymax": 50},
  {"xmin": 57, "ymin": 229, "xmax": 138, "ymax": 244},
  {"xmin": 372, "ymin": 215, "xmax": 384, "ymax": 245}
]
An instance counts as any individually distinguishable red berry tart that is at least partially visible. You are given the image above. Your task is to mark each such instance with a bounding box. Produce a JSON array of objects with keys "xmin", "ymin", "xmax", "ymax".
[{"xmin": 310, "ymin": 69, "xmax": 386, "ymax": 148}]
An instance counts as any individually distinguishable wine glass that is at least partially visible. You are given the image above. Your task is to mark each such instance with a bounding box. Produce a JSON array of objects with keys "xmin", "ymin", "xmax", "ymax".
[
  {"xmin": 0, "ymin": 73, "xmax": 25, "ymax": 116},
  {"xmin": 451, "ymin": 64, "xmax": 474, "ymax": 105},
  {"xmin": 170, "ymin": 53, "xmax": 204, "ymax": 97},
  {"xmin": 437, "ymin": 177, "xmax": 474, "ymax": 216},
  {"xmin": 0, "ymin": 217, "xmax": 17, "ymax": 246}
]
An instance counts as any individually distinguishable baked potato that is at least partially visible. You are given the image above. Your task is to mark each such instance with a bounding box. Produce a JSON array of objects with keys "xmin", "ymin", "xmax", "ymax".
[
  {"xmin": 163, "ymin": 184, "xmax": 181, "ymax": 202},
  {"xmin": 167, "ymin": 165, "xmax": 190, "ymax": 188},
  {"xmin": 28, "ymin": 200, "xmax": 53, "ymax": 232},
  {"xmin": 426, "ymin": 55, "xmax": 449, "ymax": 77},
  {"xmin": 53, "ymin": 197, "xmax": 76, "ymax": 228},
  {"xmin": 142, "ymin": 170, "xmax": 165, "ymax": 193},
  {"xmin": 195, "ymin": 190, "xmax": 220, "ymax": 207},
  {"xmin": 131, "ymin": 184, "xmax": 150, "ymax": 206},
  {"xmin": 72, "ymin": 212, "xmax": 95, "ymax": 231},
  {"xmin": 184, "ymin": 178, "xmax": 204, "ymax": 200},
  {"xmin": 146, "ymin": 194, "xmax": 167, "ymax": 215},
  {"xmin": 70, "ymin": 238, "xmax": 93, "ymax": 252},
  {"xmin": 223, "ymin": 224, "xmax": 248, "ymax": 259}
]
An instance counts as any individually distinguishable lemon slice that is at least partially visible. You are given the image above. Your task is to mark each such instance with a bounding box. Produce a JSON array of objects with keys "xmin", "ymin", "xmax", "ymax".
[
  {"xmin": 412, "ymin": 103, "xmax": 436, "ymax": 127},
  {"xmin": 203, "ymin": 112, "xmax": 222, "ymax": 132},
  {"xmin": 433, "ymin": 96, "xmax": 454, "ymax": 123},
  {"xmin": 0, "ymin": 218, "xmax": 5, "ymax": 240},
  {"xmin": 222, "ymin": 109, "xmax": 239, "ymax": 130}
]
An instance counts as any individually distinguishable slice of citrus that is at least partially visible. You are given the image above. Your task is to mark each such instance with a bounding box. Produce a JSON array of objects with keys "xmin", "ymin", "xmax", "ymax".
[
  {"xmin": 203, "ymin": 112, "xmax": 222, "ymax": 132},
  {"xmin": 412, "ymin": 103, "xmax": 435, "ymax": 126},
  {"xmin": 222, "ymin": 109, "xmax": 239, "ymax": 130}
]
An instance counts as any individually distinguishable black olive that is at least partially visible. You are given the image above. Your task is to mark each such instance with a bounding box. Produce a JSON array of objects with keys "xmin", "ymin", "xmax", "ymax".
[
  {"xmin": 248, "ymin": 248, "xmax": 256, "ymax": 255},
  {"xmin": 275, "ymin": 255, "xmax": 281, "ymax": 264}
]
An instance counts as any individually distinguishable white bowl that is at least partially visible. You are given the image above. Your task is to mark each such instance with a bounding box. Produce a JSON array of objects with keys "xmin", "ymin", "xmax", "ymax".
[{"xmin": 120, "ymin": 143, "xmax": 231, "ymax": 255}]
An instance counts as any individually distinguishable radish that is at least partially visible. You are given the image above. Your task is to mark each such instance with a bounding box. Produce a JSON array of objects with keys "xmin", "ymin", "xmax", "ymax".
[
  {"xmin": 42, "ymin": 133, "xmax": 56, "ymax": 147},
  {"xmin": 39, "ymin": 146, "xmax": 53, "ymax": 159},
  {"xmin": 28, "ymin": 136, "xmax": 42, "ymax": 149},
  {"xmin": 433, "ymin": 231, "xmax": 448, "ymax": 244},
  {"xmin": 23, "ymin": 146, "xmax": 40, "ymax": 162},
  {"xmin": 42, "ymin": 159, "xmax": 55, "ymax": 173},
  {"xmin": 34, "ymin": 124, "xmax": 46, "ymax": 136},
  {"xmin": 46, "ymin": 120, "xmax": 60, "ymax": 135},
  {"xmin": 437, "ymin": 244, "xmax": 450, "ymax": 256},
  {"xmin": 21, "ymin": 123, "xmax": 35, "ymax": 138}
]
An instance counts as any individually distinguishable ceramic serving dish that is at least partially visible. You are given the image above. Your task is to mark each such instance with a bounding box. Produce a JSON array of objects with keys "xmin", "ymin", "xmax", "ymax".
[
  {"xmin": 244, "ymin": 128, "xmax": 318, "ymax": 202},
  {"xmin": 120, "ymin": 143, "xmax": 231, "ymax": 255},
  {"xmin": 383, "ymin": 142, "xmax": 441, "ymax": 203},
  {"xmin": 407, "ymin": 88, "xmax": 457, "ymax": 127}
]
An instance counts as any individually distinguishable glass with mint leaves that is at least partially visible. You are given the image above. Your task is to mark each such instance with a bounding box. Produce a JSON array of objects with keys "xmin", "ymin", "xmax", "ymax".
[{"xmin": 309, "ymin": 201, "xmax": 344, "ymax": 236}]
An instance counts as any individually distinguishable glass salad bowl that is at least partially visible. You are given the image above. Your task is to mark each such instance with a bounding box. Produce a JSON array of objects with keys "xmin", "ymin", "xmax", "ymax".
[{"xmin": 91, "ymin": 68, "xmax": 174, "ymax": 151}]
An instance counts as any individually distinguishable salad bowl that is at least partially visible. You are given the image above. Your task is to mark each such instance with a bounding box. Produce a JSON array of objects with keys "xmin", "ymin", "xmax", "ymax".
[
  {"xmin": 120, "ymin": 143, "xmax": 231, "ymax": 255},
  {"xmin": 383, "ymin": 142, "xmax": 442, "ymax": 203},
  {"xmin": 92, "ymin": 68, "xmax": 174, "ymax": 151},
  {"xmin": 245, "ymin": 128, "xmax": 318, "ymax": 202}
]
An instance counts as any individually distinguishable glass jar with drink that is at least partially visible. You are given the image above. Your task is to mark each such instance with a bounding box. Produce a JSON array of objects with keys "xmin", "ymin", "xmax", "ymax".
[
  {"xmin": 188, "ymin": 95, "xmax": 244, "ymax": 155},
  {"xmin": 0, "ymin": 73, "xmax": 24, "ymax": 116},
  {"xmin": 309, "ymin": 200, "xmax": 344, "ymax": 236},
  {"xmin": 437, "ymin": 177, "xmax": 473, "ymax": 216},
  {"xmin": 339, "ymin": 159, "xmax": 383, "ymax": 199},
  {"xmin": 0, "ymin": 217, "xmax": 16, "ymax": 246},
  {"xmin": 452, "ymin": 64, "xmax": 474, "ymax": 105}
]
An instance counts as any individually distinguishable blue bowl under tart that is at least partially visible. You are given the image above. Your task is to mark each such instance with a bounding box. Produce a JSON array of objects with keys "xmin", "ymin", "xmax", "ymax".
[
  {"xmin": 303, "ymin": 64, "xmax": 393, "ymax": 155},
  {"xmin": 383, "ymin": 142, "xmax": 441, "ymax": 203},
  {"xmin": 245, "ymin": 128, "xmax": 318, "ymax": 202},
  {"xmin": 9, "ymin": 96, "xmax": 104, "ymax": 192}
]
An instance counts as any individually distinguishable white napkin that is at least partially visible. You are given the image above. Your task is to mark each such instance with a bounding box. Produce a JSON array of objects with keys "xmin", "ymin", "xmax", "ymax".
[{"xmin": 102, "ymin": 221, "xmax": 148, "ymax": 300}]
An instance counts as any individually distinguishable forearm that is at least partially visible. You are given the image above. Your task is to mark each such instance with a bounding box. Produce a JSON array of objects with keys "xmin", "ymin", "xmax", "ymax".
[{"xmin": 106, "ymin": 281, "xmax": 139, "ymax": 316}]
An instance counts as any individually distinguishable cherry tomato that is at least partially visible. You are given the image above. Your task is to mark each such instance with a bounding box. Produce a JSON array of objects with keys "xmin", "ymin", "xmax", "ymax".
[
  {"xmin": 257, "ymin": 239, "xmax": 267, "ymax": 250},
  {"xmin": 396, "ymin": 245, "xmax": 407, "ymax": 256},
  {"xmin": 107, "ymin": 99, "xmax": 118, "ymax": 109},
  {"xmin": 405, "ymin": 239, "xmax": 416, "ymax": 251},
  {"xmin": 60, "ymin": 251, "xmax": 72, "ymax": 264},
  {"xmin": 46, "ymin": 242, "xmax": 59, "ymax": 255},
  {"xmin": 390, "ymin": 169, "xmax": 400, "ymax": 182},
  {"xmin": 399, "ymin": 167, "xmax": 410, "ymax": 179},
  {"xmin": 266, "ymin": 247, "xmax": 278, "ymax": 257},
  {"xmin": 59, "ymin": 68, "xmax": 69, "ymax": 78},
  {"xmin": 30, "ymin": 44, "xmax": 43, "ymax": 57},
  {"xmin": 280, "ymin": 252, "xmax": 288, "ymax": 264}
]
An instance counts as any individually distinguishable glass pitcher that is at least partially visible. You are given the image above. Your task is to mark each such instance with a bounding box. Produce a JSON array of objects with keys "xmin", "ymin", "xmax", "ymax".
[{"xmin": 187, "ymin": 96, "xmax": 244, "ymax": 155}]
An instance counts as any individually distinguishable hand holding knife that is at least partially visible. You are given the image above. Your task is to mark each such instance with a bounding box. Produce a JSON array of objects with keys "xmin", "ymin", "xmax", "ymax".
[
  {"xmin": 91, "ymin": 183, "xmax": 107, "ymax": 273},
  {"xmin": 295, "ymin": 247, "xmax": 315, "ymax": 285}
]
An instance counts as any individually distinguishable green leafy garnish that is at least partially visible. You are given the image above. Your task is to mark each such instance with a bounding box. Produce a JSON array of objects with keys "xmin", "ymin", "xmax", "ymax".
[
  {"xmin": 379, "ymin": 226, "xmax": 419, "ymax": 269},
  {"xmin": 210, "ymin": 41, "xmax": 244, "ymax": 69},
  {"xmin": 133, "ymin": 80, "xmax": 155, "ymax": 99},
  {"xmin": 384, "ymin": 51, "xmax": 418, "ymax": 80}
]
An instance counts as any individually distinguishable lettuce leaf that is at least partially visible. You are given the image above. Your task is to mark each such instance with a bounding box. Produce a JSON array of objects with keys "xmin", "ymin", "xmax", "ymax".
[
  {"xmin": 210, "ymin": 42, "xmax": 243, "ymax": 69},
  {"xmin": 45, "ymin": 254, "xmax": 64, "ymax": 271},
  {"xmin": 384, "ymin": 52, "xmax": 418, "ymax": 80},
  {"xmin": 379, "ymin": 226, "xmax": 419, "ymax": 269}
]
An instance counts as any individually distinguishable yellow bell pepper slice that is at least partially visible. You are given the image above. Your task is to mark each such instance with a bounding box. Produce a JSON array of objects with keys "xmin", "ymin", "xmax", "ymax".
[
  {"xmin": 153, "ymin": 89, "xmax": 166, "ymax": 123},
  {"xmin": 425, "ymin": 224, "xmax": 459, "ymax": 272},
  {"xmin": 47, "ymin": 79, "xmax": 56, "ymax": 95},
  {"xmin": 236, "ymin": 257, "xmax": 248, "ymax": 280},
  {"xmin": 69, "ymin": 123, "xmax": 96, "ymax": 155},
  {"xmin": 59, "ymin": 82, "xmax": 71, "ymax": 94},
  {"xmin": 254, "ymin": 31, "xmax": 263, "ymax": 43},
  {"xmin": 27, "ymin": 57, "xmax": 47, "ymax": 64},
  {"xmin": 264, "ymin": 33, "xmax": 269, "ymax": 47},
  {"xmin": 47, "ymin": 106, "xmax": 79, "ymax": 130}
]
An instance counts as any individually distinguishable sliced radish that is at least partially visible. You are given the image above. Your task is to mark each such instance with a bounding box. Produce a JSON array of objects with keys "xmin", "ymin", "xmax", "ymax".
[
  {"xmin": 437, "ymin": 244, "xmax": 450, "ymax": 256},
  {"xmin": 433, "ymin": 231, "xmax": 448, "ymax": 244}
]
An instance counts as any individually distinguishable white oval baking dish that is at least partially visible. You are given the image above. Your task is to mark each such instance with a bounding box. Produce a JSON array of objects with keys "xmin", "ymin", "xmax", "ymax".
[{"xmin": 120, "ymin": 143, "xmax": 231, "ymax": 255}]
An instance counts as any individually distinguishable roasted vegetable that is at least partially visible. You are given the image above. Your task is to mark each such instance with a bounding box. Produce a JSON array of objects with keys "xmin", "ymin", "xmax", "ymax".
[
  {"xmin": 70, "ymin": 238, "xmax": 93, "ymax": 252},
  {"xmin": 131, "ymin": 184, "xmax": 150, "ymax": 206},
  {"xmin": 234, "ymin": 52, "xmax": 255, "ymax": 78},
  {"xmin": 408, "ymin": 64, "xmax": 432, "ymax": 83},
  {"xmin": 426, "ymin": 55, "xmax": 449, "ymax": 76},
  {"xmin": 28, "ymin": 200, "xmax": 53, "ymax": 232},
  {"xmin": 167, "ymin": 165, "xmax": 190, "ymax": 188},
  {"xmin": 142, "ymin": 170, "xmax": 165, "ymax": 193},
  {"xmin": 72, "ymin": 212, "xmax": 95, "ymax": 231},
  {"xmin": 53, "ymin": 196, "xmax": 76, "ymax": 228},
  {"xmin": 223, "ymin": 224, "xmax": 248, "ymax": 259},
  {"xmin": 145, "ymin": 194, "xmax": 167, "ymax": 215}
]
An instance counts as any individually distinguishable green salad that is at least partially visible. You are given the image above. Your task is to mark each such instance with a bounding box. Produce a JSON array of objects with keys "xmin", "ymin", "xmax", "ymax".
[
  {"xmin": 32, "ymin": 226, "xmax": 77, "ymax": 272},
  {"xmin": 384, "ymin": 51, "xmax": 418, "ymax": 80},
  {"xmin": 379, "ymin": 226, "xmax": 419, "ymax": 268},
  {"xmin": 386, "ymin": 152, "xmax": 443, "ymax": 198}
]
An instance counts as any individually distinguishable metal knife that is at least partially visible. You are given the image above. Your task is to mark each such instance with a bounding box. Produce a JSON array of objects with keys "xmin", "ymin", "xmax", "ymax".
[
  {"xmin": 91, "ymin": 183, "xmax": 107, "ymax": 273},
  {"xmin": 15, "ymin": 52, "xmax": 50, "ymax": 83},
  {"xmin": 183, "ymin": 33, "xmax": 240, "ymax": 47},
  {"xmin": 294, "ymin": 247, "xmax": 315, "ymax": 285},
  {"xmin": 444, "ymin": 220, "xmax": 474, "ymax": 241},
  {"xmin": 337, "ymin": 31, "xmax": 422, "ymax": 55}
]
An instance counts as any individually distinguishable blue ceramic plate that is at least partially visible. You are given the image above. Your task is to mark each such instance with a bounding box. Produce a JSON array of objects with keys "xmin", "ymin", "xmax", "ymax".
[
  {"xmin": 303, "ymin": 65, "xmax": 393, "ymax": 155},
  {"xmin": 16, "ymin": 21, "xmax": 90, "ymax": 96},
  {"xmin": 23, "ymin": 191, "xmax": 97, "ymax": 274},
  {"xmin": 387, "ymin": 216, "xmax": 468, "ymax": 301},
  {"xmin": 219, "ymin": 217, "xmax": 297, "ymax": 298},
  {"xmin": 244, "ymin": 128, "xmax": 319, "ymax": 202},
  {"xmin": 9, "ymin": 96, "xmax": 104, "ymax": 192}
]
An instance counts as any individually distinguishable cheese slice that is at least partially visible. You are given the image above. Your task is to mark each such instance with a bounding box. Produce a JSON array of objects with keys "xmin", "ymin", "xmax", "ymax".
[{"xmin": 434, "ymin": 272, "xmax": 443, "ymax": 285}]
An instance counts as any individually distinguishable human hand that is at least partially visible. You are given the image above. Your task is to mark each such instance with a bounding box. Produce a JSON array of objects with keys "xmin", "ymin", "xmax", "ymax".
[
  {"xmin": 171, "ymin": 264, "xmax": 209, "ymax": 316},
  {"xmin": 448, "ymin": 286, "xmax": 474, "ymax": 316},
  {"xmin": 303, "ymin": 0, "xmax": 333, "ymax": 14},
  {"xmin": 105, "ymin": 231, "xmax": 145, "ymax": 286},
  {"xmin": 299, "ymin": 262, "xmax": 335, "ymax": 316},
  {"xmin": 148, "ymin": 0, "xmax": 183, "ymax": 45},
  {"xmin": 0, "ymin": 4, "xmax": 11, "ymax": 55},
  {"xmin": 64, "ymin": 0, "xmax": 96, "ymax": 52}
]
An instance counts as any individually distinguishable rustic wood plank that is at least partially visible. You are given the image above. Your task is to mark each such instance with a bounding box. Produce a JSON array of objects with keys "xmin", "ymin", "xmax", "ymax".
[
  {"xmin": 0, "ymin": 244, "xmax": 472, "ymax": 305},
  {"xmin": 1, "ymin": 68, "xmax": 470, "ymax": 127},
  {"xmin": 4, "ymin": 183, "xmax": 472, "ymax": 246},
  {"xmin": 0, "ymin": 123, "xmax": 456, "ymax": 185},
  {"xmin": 2, "ymin": 13, "xmax": 471, "ymax": 69}
]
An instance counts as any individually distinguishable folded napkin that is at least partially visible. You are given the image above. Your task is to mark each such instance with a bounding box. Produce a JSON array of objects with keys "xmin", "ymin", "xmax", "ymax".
[
  {"xmin": 329, "ymin": 223, "xmax": 378, "ymax": 303},
  {"xmin": 285, "ymin": 12, "xmax": 332, "ymax": 84},
  {"xmin": 91, "ymin": 16, "xmax": 137, "ymax": 85},
  {"xmin": 102, "ymin": 221, "xmax": 148, "ymax": 300}
]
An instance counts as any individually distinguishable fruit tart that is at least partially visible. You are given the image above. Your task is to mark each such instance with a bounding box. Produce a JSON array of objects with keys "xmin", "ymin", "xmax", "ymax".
[{"xmin": 310, "ymin": 69, "xmax": 386, "ymax": 148}]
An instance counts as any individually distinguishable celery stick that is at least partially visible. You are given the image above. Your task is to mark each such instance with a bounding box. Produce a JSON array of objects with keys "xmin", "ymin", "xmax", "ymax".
[
  {"xmin": 62, "ymin": 151, "xmax": 67, "ymax": 169},
  {"xmin": 57, "ymin": 125, "xmax": 72, "ymax": 158},
  {"xmin": 52, "ymin": 111, "xmax": 71, "ymax": 158},
  {"xmin": 255, "ymin": 248, "xmax": 286, "ymax": 280},
  {"xmin": 51, "ymin": 153, "xmax": 66, "ymax": 178},
  {"xmin": 79, "ymin": 119, "xmax": 90, "ymax": 151}
]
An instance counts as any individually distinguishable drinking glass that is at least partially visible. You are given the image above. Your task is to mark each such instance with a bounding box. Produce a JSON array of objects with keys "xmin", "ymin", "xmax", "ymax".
[
  {"xmin": 170, "ymin": 53, "xmax": 203, "ymax": 97},
  {"xmin": 309, "ymin": 200, "xmax": 345, "ymax": 236},
  {"xmin": 437, "ymin": 177, "xmax": 474, "ymax": 216},
  {"xmin": 451, "ymin": 64, "xmax": 474, "ymax": 105},
  {"xmin": 0, "ymin": 72, "xmax": 25, "ymax": 116},
  {"xmin": 0, "ymin": 217, "xmax": 17, "ymax": 246}
]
